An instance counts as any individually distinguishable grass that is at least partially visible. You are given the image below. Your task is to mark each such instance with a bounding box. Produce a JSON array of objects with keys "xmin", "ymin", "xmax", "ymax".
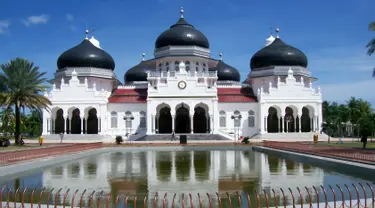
[{"xmin": 316, "ymin": 142, "xmax": 375, "ymax": 148}]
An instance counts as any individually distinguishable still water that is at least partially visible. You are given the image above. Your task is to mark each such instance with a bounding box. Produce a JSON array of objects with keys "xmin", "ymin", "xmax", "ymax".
[{"xmin": 0, "ymin": 150, "xmax": 373, "ymax": 207}]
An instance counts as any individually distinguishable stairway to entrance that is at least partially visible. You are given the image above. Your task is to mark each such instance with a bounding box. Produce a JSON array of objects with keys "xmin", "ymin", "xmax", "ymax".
[{"xmin": 136, "ymin": 134, "xmax": 230, "ymax": 141}]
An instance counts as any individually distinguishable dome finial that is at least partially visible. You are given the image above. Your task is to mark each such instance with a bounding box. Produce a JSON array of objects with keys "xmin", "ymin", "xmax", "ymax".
[
  {"xmin": 275, "ymin": 28, "xmax": 280, "ymax": 38},
  {"xmin": 270, "ymin": 27, "xmax": 273, "ymax": 36},
  {"xmin": 219, "ymin": 52, "xmax": 223, "ymax": 61},
  {"xmin": 85, "ymin": 29, "xmax": 89, "ymax": 39},
  {"xmin": 180, "ymin": 7, "xmax": 184, "ymax": 18},
  {"xmin": 142, "ymin": 53, "xmax": 146, "ymax": 61}
]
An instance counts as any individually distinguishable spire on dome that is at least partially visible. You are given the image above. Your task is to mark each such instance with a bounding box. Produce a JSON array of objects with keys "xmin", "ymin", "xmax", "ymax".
[
  {"xmin": 180, "ymin": 7, "xmax": 184, "ymax": 18},
  {"xmin": 142, "ymin": 53, "xmax": 146, "ymax": 61},
  {"xmin": 275, "ymin": 28, "xmax": 280, "ymax": 38},
  {"xmin": 219, "ymin": 52, "xmax": 223, "ymax": 61},
  {"xmin": 85, "ymin": 29, "xmax": 89, "ymax": 39}
]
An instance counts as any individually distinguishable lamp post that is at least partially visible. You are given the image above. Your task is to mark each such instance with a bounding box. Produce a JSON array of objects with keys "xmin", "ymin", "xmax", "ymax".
[
  {"xmin": 123, "ymin": 115, "xmax": 134, "ymax": 140},
  {"xmin": 231, "ymin": 114, "xmax": 242, "ymax": 142}
]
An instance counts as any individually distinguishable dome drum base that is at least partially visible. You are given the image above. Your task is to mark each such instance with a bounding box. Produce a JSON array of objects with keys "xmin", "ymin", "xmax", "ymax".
[
  {"xmin": 54, "ymin": 67, "xmax": 117, "ymax": 80},
  {"xmin": 248, "ymin": 65, "xmax": 315, "ymax": 80},
  {"xmin": 154, "ymin": 45, "xmax": 211, "ymax": 58}
]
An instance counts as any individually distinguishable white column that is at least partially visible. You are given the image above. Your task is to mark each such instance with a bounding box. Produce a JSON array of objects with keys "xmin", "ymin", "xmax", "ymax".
[
  {"xmin": 98, "ymin": 117, "xmax": 101, "ymax": 133},
  {"xmin": 47, "ymin": 118, "xmax": 51, "ymax": 134},
  {"xmin": 294, "ymin": 116, "xmax": 297, "ymax": 132},
  {"xmin": 190, "ymin": 115, "xmax": 194, "ymax": 134},
  {"xmin": 210, "ymin": 114, "xmax": 213, "ymax": 133},
  {"xmin": 151, "ymin": 115, "xmax": 155, "ymax": 133},
  {"xmin": 80, "ymin": 117, "xmax": 84, "ymax": 134},
  {"xmin": 310, "ymin": 117, "xmax": 313, "ymax": 132},
  {"xmin": 277, "ymin": 116, "xmax": 281, "ymax": 132},
  {"xmin": 85, "ymin": 117, "xmax": 88, "ymax": 133},
  {"xmin": 259, "ymin": 104, "xmax": 265, "ymax": 134},
  {"xmin": 264, "ymin": 116, "xmax": 268, "ymax": 132},
  {"xmin": 281, "ymin": 115, "xmax": 285, "ymax": 133},
  {"xmin": 172, "ymin": 115, "xmax": 175, "ymax": 133},
  {"xmin": 297, "ymin": 115, "xmax": 301, "ymax": 133},
  {"xmin": 206, "ymin": 115, "xmax": 210, "ymax": 133}
]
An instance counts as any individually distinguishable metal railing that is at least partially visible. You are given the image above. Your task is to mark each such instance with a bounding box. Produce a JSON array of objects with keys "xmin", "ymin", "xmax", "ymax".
[
  {"xmin": 1, "ymin": 183, "xmax": 374, "ymax": 207},
  {"xmin": 0, "ymin": 143, "xmax": 103, "ymax": 165},
  {"xmin": 263, "ymin": 141, "xmax": 375, "ymax": 164}
]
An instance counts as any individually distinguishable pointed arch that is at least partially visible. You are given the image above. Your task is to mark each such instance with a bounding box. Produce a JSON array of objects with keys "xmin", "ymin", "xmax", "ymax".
[{"xmin": 248, "ymin": 110, "xmax": 255, "ymax": 127}]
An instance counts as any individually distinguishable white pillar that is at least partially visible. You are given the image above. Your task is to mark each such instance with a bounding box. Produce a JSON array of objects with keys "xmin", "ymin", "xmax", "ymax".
[
  {"xmin": 210, "ymin": 114, "xmax": 213, "ymax": 133},
  {"xmin": 172, "ymin": 115, "xmax": 175, "ymax": 133},
  {"xmin": 294, "ymin": 116, "xmax": 297, "ymax": 132},
  {"xmin": 281, "ymin": 115, "xmax": 285, "ymax": 133},
  {"xmin": 265, "ymin": 116, "xmax": 268, "ymax": 132},
  {"xmin": 206, "ymin": 115, "xmax": 210, "ymax": 133},
  {"xmin": 98, "ymin": 117, "xmax": 101, "ymax": 133},
  {"xmin": 310, "ymin": 117, "xmax": 313, "ymax": 132},
  {"xmin": 297, "ymin": 115, "xmax": 301, "ymax": 133},
  {"xmin": 80, "ymin": 117, "xmax": 84, "ymax": 134},
  {"xmin": 151, "ymin": 114, "xmax": 155, "ymax": 133},
  {"xmin": 190, "ymin": 115, "xmax": 194, "ymax": 134}
]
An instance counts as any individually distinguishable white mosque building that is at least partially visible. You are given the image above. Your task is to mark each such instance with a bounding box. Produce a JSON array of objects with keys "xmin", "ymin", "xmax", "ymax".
[{"xmin": 42, "ymin": 8, "xmax": 323, "ymax": 142}]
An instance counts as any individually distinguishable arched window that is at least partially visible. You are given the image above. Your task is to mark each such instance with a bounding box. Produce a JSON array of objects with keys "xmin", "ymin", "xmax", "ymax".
[
  {"xmin": 185, "ymin": 61, "xmax": 190, "ymax": 71},
  {"xmin": 248, "ymin": 110, "xmax": 255, "ymax": 127},
  {"xmin": 196, "ymin": 62, "xmax": 200, "ymax": 71},
  {"xmin": 110, "ymin": 111, "xmax": 118, "ymax": 128},
  {"xmin": 165, "ymin": 62, "xmax": 169, "ymax": 71},
  {"xmin": 174, "ymin": 61, "xmax": 179, "ymax": 71},
  {"xmin": 202, "ymin": 63, "xmax": 206, "ymax": 71},
  {"xmin": 125, "ymin": 111, "xmax": 133, "ymax": 128},
  {"xmin": 139, "ymin": 111, "xmax": 146, "ymax": 128},
  {"xmin": 219, "ymin": 111, "xmax": 226, "ymax": 128},
  {"xmin": 233, "ymin": 110, "xmax": 241, "ymax": 127}
]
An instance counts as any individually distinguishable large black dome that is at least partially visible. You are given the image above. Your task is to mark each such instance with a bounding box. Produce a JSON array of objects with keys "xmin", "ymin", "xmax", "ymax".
[
  {"xmin": 214, "ymin": 60, "xmax": 240, "ymax": 82},
  {"xmin": 155, "ymin": 16, "xmax": 209, "ymax": 49},
  {"xmin": 124, "ymin": 61, "xmax": 149, "ymax": 83},
  {"xmin": 250, "ymin": 38, "xmax": 308, "ymax": 70},
  {"xmin": 57, "ymin": 39, "xmax": 115, "ymax": 70}
]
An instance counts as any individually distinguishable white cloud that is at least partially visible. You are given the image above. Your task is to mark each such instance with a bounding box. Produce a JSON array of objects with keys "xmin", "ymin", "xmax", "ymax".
[
  {"xmin": 66, "ymin": 13, "xmax": 74, "ymax": 21},
  {"xmin": 22, "ymin": 15, "xmax": 50, "ymax": 27},
  {"xmin": 308, "ymin": 46, "xmax": 375, "ymax": 73},
  {"xmin": 0, "ymin": 20, "xmax": 10, "ymax": 34},
  {"xmin": 320, "ymin": 79, "xmax": 375, "ymax": 104}
]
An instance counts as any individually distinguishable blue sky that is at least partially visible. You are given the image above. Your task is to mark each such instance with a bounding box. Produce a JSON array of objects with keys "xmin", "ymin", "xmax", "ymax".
[{"xmin": 0, "ymin": 0, "xmax": 374, "ymax": 104}]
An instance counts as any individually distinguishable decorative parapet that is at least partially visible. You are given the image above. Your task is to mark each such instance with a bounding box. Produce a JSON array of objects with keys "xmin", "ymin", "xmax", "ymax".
[
  {"xmin": 257, "ymin": 68, "xmax": 321, "ymax": 99},
  {"xmin": 54, "ymin": 67, "xmax": 117, "ymax": 79},
  {"xmin": 147, "ymin": 70, "xmax": 217, "ymax": 79},
  {"xmin": 44, "ymin": 69, "xmax": 111, "ymax": 99}
]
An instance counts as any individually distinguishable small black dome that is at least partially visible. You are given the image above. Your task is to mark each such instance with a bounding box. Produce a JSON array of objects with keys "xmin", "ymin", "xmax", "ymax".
[
  {"xmin": 155, "ymin": 17, "xmax": 209, "ymax": 49},
  {"xmin": 250, "ymin": 38, "xmax": 308, "ymax": 69},
  {"xmin": 124, "ymin": 61, "xmax": 149, "ymax": 83},
  {"xmin": 57, "ymin": 39, "xmax": 115, "ymax": 70},
  {"xmin": 213, "ymin": 60, "xmax": 241, "ymax": 82}
]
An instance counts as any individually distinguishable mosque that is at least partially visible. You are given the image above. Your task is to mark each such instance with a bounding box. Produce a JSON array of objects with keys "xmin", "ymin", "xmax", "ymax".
[{"xmin": 41, "ymin": 8, "xmax": 323, "ymax": 142}]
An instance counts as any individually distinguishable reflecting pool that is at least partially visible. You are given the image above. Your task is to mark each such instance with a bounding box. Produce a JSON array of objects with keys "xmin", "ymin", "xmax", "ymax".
[{"xmin": 0, "ymin": 150, "xmax": 373, "ymax": 207}]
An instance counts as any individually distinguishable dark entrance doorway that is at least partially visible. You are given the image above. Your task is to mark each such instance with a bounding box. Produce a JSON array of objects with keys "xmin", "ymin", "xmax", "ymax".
[
  {"xmin": 70, "ymin": 108, "xmax": 81, "ymax": 134},
  {"xmin": 193, "ymin": 107, "xmax": 207, "ymax": 133},
  {"xmin": 267, "ymin": 107, "xmax": 279, "ymax": 133},
  {"xmin": 158, "ymin": 107, "xmax": 172, "ymax": 133},
  {"xmin": 175, "ymin": 106, "xmax": 190, "ymax": 134},
  {"xmin": 55, "ymin": 109, "xmax": 65, "ymax": 134},
  {"xmin": 87, "ymin": 108, "xmax": 98, "ymax": 134}
]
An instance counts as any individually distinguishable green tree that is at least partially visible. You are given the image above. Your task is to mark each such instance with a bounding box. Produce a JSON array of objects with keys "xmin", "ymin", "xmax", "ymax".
[
  {"xmin": 0, "ymin": 106, "xmax": 15, "ymax": 135},
  {"xmin": 367, "ymin": 21, "xmax": 375, "ymax": 78},
  {"xmin": 0, "ymin": 58, "xmax": 51, "ymax": 143},
  {"xmin": 367, "ymin": 21, "xmax": 375, "ymax": 56}
]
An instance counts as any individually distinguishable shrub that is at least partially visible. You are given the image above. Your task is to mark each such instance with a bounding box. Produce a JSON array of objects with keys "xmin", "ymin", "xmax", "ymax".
[
  {"xmin": 241, "ymin": 136, "xmax": 250, "ymax": 144},
  {"xmin": 115, "ymin": 136, "xmax": 123, "ymax": 145}
]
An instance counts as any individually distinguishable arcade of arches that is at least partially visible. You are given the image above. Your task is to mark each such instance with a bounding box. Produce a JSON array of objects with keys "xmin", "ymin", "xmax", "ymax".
[
  {"xmin": 155, "ymin": 104, "xmax": 211, "ymax": 134},
  {"xmin": 266, "ymin": 106, "xmax": 318, "ymax": 133},
  {"xmin": 49, "ymin": 108, "xmax": 100, "ymax": 134}
]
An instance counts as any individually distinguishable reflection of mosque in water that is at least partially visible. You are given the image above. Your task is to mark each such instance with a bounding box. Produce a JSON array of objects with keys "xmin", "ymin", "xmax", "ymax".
[{"xmin": 42, "ymin": 151, "xmax": 323, "ymax": 205}]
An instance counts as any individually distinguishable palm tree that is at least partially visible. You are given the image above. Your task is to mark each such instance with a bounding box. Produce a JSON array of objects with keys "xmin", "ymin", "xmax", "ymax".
[
  {"xmin": 0, "ymin": 58, "xmax": 51, "ymax": 143},
  {"xmin": 367, "ymin": 21, "xmax": 375, "ymax": 56},
  {"xmin": 367, "ymin": 21, "xmax": 375, "ymax": 78}
]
